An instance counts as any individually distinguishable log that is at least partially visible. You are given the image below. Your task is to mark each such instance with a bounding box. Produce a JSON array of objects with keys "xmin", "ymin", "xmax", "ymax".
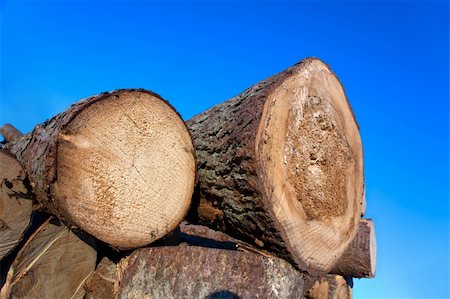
[
  {"xmin": 83, "ymin": 257, "xmax": 117, "ymax": 299},
  {"xmin": 115, "ymin": 246, "xmax": 313, "ymax": 298},
  {"xmin": 0, "ymin": 218, "xmax": 96, "ymax": 299},
  {"xmin": 331, "ymin": 219, "xmax": 376, "ymax": 278},
  {"xmin": 305, "ymin": 275, "xmax": 352, "ymax": 299},
  {"xmin": 0, "ymin": 150, "xmax": 33, "ymax": 260},
  {"xmin": 187, "ymin": 58, "xmax": 364, "ymax": 273},
  {"xmin": 179, "ymin": 222, "xmax": 375, "ymax": 278},
  {"xmin": 3, "ymin": 89, "xmax": 196, "ymax": 249}
]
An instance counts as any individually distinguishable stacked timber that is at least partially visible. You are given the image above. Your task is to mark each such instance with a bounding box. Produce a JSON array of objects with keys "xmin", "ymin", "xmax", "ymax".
[{"xmin": 0, "ymin": 58, "xmax": 376, "ymax": 299}]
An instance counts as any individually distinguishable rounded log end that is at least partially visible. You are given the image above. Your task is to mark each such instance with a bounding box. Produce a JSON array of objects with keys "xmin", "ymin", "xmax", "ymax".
[
  {"xmin": 54, "ymin": 89, "xmax": 196, "ymax": 249},
  {"xmin": 257, "ymin": 58, "xmax": 364, "ymax": 272}
]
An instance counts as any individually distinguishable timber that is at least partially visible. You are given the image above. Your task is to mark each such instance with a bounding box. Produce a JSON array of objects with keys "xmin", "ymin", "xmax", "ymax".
[
  {"xmin": 305, "ymin": 275, "xmax": 352, "ymax": 299},
  {"xmin": 187, "ymin": 58, "xmax": 364, "ymax": 273},
  {"xmin": 3, "ymin": 89, "xmax": 196, "ymax": 249},
  {"xmin": 331, "ymin": 219, "xmax": 376, "ymax": 278},
  {"xmin": 0, "ymin": 218, "xmax": 96, "ymax": 299},
  {"xmin": 83, "ymin": 257, "xmax": 117, "ymax": 299},
  {"xmin": 115, "ymin": 246, "xmax": 313, "ymax": 298},
  {"xmin": 0, "ymin": 150, "xmax": 33, "ymax": 260}
]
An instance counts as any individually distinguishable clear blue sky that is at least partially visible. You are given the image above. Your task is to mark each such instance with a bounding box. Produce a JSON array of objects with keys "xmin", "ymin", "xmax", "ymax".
[{"xmin": 1, "ymin": 1, "xmax": 448, "ymax": 298}]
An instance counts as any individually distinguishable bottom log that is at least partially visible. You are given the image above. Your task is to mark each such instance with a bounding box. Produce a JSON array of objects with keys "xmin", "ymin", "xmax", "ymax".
[
  {"xmin": 83, "ymin": 257, "xmax": 117, "ymax": 299},
  {"xmin": 0, "ymin": 218, "xmax": 96, "ymax": 299},
  {"xmin": 116, "ymin": 246, "xmax": 312, "ymax": 298},
  {"xmin": 305, "ymin": 275, "xmax": 352, "ymax": 299}
]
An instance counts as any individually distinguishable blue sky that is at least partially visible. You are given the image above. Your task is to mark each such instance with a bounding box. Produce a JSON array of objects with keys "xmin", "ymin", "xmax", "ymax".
[{"xmin": 1, "ymin": 1, "xmax": 448, "ymax": 298}]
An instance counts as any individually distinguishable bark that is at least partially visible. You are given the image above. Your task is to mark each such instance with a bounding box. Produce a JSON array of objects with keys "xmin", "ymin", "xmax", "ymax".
[
  {"xmin": 0, "ymin": 124, "xmax": 23, "ymax": 143},
  {"xmin": 0, "ymin": 218, "xmax": 96, "ymax": 299},
  {"xmin": 305, "ymin": 275, "xmax": 352, "ymax": 299},
  {"xmin": 187, "ymin": 58, "xmax": 364, "ymax": 273},
  {"xmin": 115, "ymin": 246, "xmax": 313, "ymax": 299},
  {"xmin": 331, "ymin": 219, "xmax": 376, "ymax": 278},
  {"xmin": 0, "ymin": 150, "xmax": 33, "ymax": 260},
  {"xmin": 3, "ymin": 89, "xmax": 195, "ymax": 249}
]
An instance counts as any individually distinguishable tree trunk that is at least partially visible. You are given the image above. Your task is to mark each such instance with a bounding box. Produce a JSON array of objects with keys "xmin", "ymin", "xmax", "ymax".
[
  {"xmin": 187, "ymin": 58, "xmax": 364, "ymax": 273},
  {"xmin": 0, "ymin": 218, "xmax": 97, "ymax": 299},
  {"xmin": 115, "ymin": 246, "xmax": 313, "ymax": 298},
  {"xmin": 0, "ymin": 150, "xmax": 33, "ymax": 260},
  {"xmin": 331, "ymin": 219, "xmax": 376, "ymax": 278},
  {"xmin": 3, "ymin": 89, "xmax": 196, "ymax": 249},
  {"xmin": 305, "ymin": 275, "xmax": 352, "ymax": 299}
]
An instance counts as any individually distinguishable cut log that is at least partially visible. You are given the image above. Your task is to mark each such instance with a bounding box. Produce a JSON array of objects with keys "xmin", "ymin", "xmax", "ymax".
[
  {"xmin": 83, "ymin": 257, "xmax": 117, "ymax": 299},
  {"xmin": 331, "ymin": 219, "xmax": 376, "ymax": 278},
  {"xmin": 305, "ymin": 275, "xmax": 352, "ymax": 299},
  {"xmin": 187, "ymin": 58, "xmax": 364, "ymax": 273},
  {"xmin": 115, "ymin": 246, "xmax": 313, "ymax": 298},
  {"xmin": 3, "ymin": 89, "xmax": 196, "ymax": 249},
  {"xmin": 0, "ymin": 150, "xmax": 33, "ymax": 260},
  {"xmin": 0, "ymin": 218, "xmax": 96, "ymax": 299}
]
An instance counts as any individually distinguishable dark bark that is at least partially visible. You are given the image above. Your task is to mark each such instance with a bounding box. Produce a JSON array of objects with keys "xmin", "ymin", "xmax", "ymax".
[
  {"xmin": 331, "ymin": 219, "xmax": 376, "ymax": 278},
  {"xmin": 187, "ymin": 63, "xmax": 299, "ymax": 265}
]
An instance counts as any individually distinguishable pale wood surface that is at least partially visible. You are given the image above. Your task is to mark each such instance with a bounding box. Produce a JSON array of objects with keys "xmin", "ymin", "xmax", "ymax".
[
  {"xmin": 0, "ymin": 218, "xmax": 96, "ymax": 299},
  {"xmin": 4, "ymin": 89, "xmax": 195, "ymax": 249}
]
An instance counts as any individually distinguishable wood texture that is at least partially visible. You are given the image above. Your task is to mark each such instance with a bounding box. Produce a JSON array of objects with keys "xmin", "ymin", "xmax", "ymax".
[
  {"xmin": 331, "ymin": 219, "xmax": 376, "ymax": 278},
  {"xmin": 83, "ymin": 257, "xmax": 117, "ymax": 299},
  {"xmin": 115, "ymin": 246, "xmax": 312, "ymax": 298},
  {"xmin": 305, "ymin": 275, "xmax": 352, "ymax": 299},
  {"xmin": 4, "ymin": 89, "xmax": 196, "ymax": 249},
  {"xmin": 187, "ymin": 58, "xmax": 364, "ymax": 273},
  {"xmin": 0, "ymin": 218, "xmax": 96, "ymax": 299},
  {"xmin": 0, "ymin": 150, "xmax": 33, "ymax": 260}
]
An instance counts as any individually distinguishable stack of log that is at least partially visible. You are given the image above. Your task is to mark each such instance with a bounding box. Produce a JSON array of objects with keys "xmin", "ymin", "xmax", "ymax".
[{"xmin": 0, "ymin": 58, "xmax": 376, "ymax": 299}]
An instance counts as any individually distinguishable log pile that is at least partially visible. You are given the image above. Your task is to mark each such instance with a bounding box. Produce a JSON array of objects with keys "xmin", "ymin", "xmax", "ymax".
[{"xmin": 0, "ymin": 58, "xmax": 376, "ymax": 298}]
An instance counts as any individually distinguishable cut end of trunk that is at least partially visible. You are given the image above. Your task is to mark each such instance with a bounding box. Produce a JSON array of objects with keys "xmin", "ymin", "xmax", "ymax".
[
  {"xmin": 256, "ymin": 58, "xmax": 364, "ymax": 272},
  {"xmin": 55, "ymin": 90, "xmax": 195, "ymax": 249}
]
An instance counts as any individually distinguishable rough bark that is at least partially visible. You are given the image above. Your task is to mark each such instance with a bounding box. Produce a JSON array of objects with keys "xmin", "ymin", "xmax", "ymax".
[
  {"xmin": 3, "ymin": 89, "xmax": 195, "ymax": 249},
  {"xmin": 0, "ymin": 150, "xmax": 33, "ymax": 260},
  {"xmin": 187, "ymin": 58, "xmax": 364, "ymax": 273},
  {"xmin": 115, "ymin": 246, "xmax": 313, "ymax": 298},
  {"xmin": 305, "ymin": 275, "xmax": 352, "ymax": 299},
  {"xmin": 0, "ymin": 218, "xmax": 96, "ymax": 299},
  {"xmin": 331, "ymin": 219, "xmax": 376, "ymax": 278}
]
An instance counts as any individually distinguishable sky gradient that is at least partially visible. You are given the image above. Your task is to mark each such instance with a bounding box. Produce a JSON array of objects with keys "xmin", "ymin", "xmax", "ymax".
[{"xmin": 1, "ymin": 1, "xmax": 448, "ymax": 298}]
